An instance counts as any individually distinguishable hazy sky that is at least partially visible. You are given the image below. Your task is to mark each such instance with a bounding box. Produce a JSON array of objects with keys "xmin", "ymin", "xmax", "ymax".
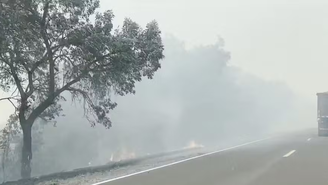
[
  {"xmin": 1, "ymin": 0, "xmax": 328, "ymax": 125},
  {"xmin": 100, "ymin": 0, "xmax": 328, "ymax": 98}
]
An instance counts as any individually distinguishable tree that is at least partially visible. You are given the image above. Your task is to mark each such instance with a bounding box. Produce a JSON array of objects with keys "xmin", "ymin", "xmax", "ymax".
[
  {"xmin": 0, "ymin": 115, "xmax": 21, "ymax": 182},
  {"xmin": 0, "ymin": 0, "xmax": 164, "ymax": 179}
]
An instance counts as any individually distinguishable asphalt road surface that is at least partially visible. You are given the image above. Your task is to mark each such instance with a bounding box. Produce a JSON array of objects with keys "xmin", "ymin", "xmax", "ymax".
[{"xmin": 93, "ymin": 129, "xmax": 328, "ymax": 185}]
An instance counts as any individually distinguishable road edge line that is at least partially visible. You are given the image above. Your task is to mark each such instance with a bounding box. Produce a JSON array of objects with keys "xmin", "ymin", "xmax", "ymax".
[
  {"xmin": 283, "ymin": 150, "xmax": 296, "ymax": 157},
  {"xmin": 91, "ymin": 137, "xmax": 271, "ymax": 185}
]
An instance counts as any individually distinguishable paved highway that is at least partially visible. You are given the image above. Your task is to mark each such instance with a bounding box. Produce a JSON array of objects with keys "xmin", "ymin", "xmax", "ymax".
[{"xmin": 93, "ymin": 129, "xmax": 328, "ymax": 185}]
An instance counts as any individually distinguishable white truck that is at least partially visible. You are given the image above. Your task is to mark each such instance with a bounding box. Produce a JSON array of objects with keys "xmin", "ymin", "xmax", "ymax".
[{"xmin": 317, "ymin": 92, "xmax": 328, "ymax": 136}]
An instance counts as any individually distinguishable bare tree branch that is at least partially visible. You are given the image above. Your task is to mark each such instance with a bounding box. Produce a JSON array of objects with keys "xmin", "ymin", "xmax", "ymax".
[
  {"xmin": 11, "ymin": 87, "xmax": 18, "ymax": 97},
  {"xmin": 7, "ymin": 98, "xmax": 17, "ymax": 110},
  {"xmin": 0, "ymin": 96, "xmax": 19, "ymax": 102},
  {"xmin": 66, "ymin": 87, "xmax": 93, "ymax": 104},
  {"xmin": 41, "ymin": 1, "xmax": 49, "ymax": 26},
  {"xmin": 39, "ymin": 2, "xmax": 54, "ymax": 95},
  {"xmin": 14, "ymin": 37, "xmax": 35, "ymax": 98},
  {"xmin": 0, "ymin": 96, "xmax": 19, "ymax": 110},
  {"xmin": 31, "ymin": 52, "xmax": 48, "ymax": 72},
  {"xmin": 25, "ymin": 71, "xmax": 34, "ymax": 96},
  {"xmin": 26, "ymin": 74, "xmax": 83, "ymax": 124},
  {"xmin": 6, "ymin": 59, "xmax": 25, "ymax": 98},
  {"xmin": 67, "ymin": 87, "xmax": 94, "ymax": 112},
  {"xmin": 26, "ymin": 51, "xmax": 112, "ymax": 124}
]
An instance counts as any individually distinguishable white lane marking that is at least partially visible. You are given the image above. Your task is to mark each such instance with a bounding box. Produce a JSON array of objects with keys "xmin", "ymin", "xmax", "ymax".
[
  {"xmin": 91, "ymin": 137, "xmax": 271, "ymax": 185},
  {"xmin": 283, "ymin": 150, "xmax": 296, "ymax": 158},
  {"xmin": 307, "ymin": 138, "xmax": 311, "ymax": 141}
]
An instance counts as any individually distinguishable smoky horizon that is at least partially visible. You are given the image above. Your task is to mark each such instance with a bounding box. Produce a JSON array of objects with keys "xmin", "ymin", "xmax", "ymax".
[{"xmin": 0, "ymin": 0, "xmax": 323, "ymax": 184}]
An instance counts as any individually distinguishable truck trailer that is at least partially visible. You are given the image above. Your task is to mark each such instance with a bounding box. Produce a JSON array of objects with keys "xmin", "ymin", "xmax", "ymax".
[{"xmin": 317, "ymin": 92, "xmax": 328, "ymax": 136}]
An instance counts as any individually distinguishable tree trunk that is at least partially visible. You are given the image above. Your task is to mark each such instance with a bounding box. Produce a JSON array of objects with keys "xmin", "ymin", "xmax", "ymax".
[{"xmin": 21, "ymin": 123, "xmax": 32, "ymax": 179}]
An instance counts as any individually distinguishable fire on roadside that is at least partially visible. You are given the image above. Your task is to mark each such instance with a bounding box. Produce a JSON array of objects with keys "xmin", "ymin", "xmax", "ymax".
[
  {"xmin": 110, "ymin": 148, "xmax": 136, "ymax": 162},
  {"xmin": 184, "ymin": 140, "xmax": 204, "ymax": 149}
]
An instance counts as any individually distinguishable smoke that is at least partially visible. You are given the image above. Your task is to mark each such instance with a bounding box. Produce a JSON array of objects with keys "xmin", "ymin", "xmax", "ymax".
[{"xmin": 0, "ymin": 36, "xmax": 314, "ymax": 181}]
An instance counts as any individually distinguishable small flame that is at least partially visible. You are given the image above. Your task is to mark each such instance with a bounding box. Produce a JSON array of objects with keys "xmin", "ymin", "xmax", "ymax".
[
  {"xmin": 185, "ymin": 140, "xmax": 204, "ymax": 149},
  {"xmin": 110, "ymin": 153, "xmax": 114, "ymax": 161},
  {"xmin": 110, "ymin": 148, "xmax": 136, "ymax": 162}
]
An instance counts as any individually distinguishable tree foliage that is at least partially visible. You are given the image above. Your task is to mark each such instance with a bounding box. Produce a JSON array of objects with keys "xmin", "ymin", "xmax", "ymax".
[
  {"xmin": 0, "ymin": 0, "xmax": 164, "ymax": 127},
  {"xmin": 0, "ymin": 0, "xmax": 164, "ymax": 178},
  {"xmin": 0, "ymin": 115, "xmax": 21, "ymax": 182}
]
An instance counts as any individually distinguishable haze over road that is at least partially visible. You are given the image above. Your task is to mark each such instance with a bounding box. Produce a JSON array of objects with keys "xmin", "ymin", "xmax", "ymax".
[{"xmin": 93, "ymin": 129, "xmax": 328, "ymax": 185}]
